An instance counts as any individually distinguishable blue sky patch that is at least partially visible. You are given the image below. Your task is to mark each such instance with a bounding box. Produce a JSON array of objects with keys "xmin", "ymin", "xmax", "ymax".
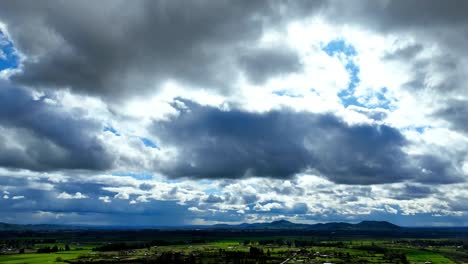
[
  {"xmin": 104, "ymin": 126, "xmax": 120, "ymax": 136},
  {"xmin": 0, "ymin": 31, "xmax": 19, "ymax": 71},
  {"xmin": 140, "ymin": 137, "xmax": 159, "ymax": 149},
  {"xmin": 272, "ymin": 90, "xmax": 303, "ymax": 98},
  {"xmin": 405, "ymin": 126, "xmax": 430, "ymax": 134},
  {"xmin": 112, "ymin": 172, "xmax": 153, "ymax": 180},
  {"xmin": 323, "ymin": 40, "xmax": 363, "ymax": 108},
  {"xmin": 323, "ymin": 39, "xmax": 357, "ymax": 57},
  {"xmin": 204, "ymin": 188, "xmax": 223, "ymax": 195},
  {"xmin": 323, "ymin": 40, "xmax": 392, "ymax": 110},
  {"xmin": 373, "ymin": 88, "xmax": 392, "ymax": 109}
]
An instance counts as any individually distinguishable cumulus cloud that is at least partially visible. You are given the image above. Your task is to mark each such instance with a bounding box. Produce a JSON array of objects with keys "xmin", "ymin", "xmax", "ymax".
[
  {"xmin": 99, "ymin": 196, "xmax": 111, "ymax": 203},
  {"xmin": 0, "ymin": 0, "xmax": 467, "ymax": 226},
  {"xmin": 0, "ymin": 81, "xmax": 114, "ymax": 171},
  {"xmin": 57, "ymin": 192, "xmax": 88, "ymax": 199},
  {"xmin": 153, "ymin": 99, "xmax": 459, "ymax": 184},
  {"xmin": 328, "ymin": 1, "xmax": 468, "ymax": 139},
  {"xmin": 0, "ymin": 1, "xmax": 323, "ymax": 100},
  {"xmin": 203, "ymin": 194, "xmax": 224, "ymax": 204}
]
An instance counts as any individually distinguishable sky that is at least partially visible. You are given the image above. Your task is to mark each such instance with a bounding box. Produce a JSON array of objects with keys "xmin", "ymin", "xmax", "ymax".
[{"xmin": 0, "ymin": 0, "xmax": 467, "ymax": 227}]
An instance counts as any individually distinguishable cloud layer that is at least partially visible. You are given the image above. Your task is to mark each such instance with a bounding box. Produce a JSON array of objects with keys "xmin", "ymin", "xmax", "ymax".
[
  {"xmin": 0, "ymin": 82, "xmax": 113, "ymax": 171},
  {"xmin": 154, "ymin": 99, "xmax": 459, "ymax": 185},
  {"xmin": 0, "ymin": 1, "xmax": 322, "ymax": 100},
  {"xmin": 0, "ymin": 0, "xmax": 467, "ymax": 226}
]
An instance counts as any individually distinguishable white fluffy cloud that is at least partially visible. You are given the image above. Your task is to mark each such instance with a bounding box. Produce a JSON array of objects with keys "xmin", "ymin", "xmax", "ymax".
[{"xmin": 57, "ymin": 192, "xmax": 88, "ymax": 200}]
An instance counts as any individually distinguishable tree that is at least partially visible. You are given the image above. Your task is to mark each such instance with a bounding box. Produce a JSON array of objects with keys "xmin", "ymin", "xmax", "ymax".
[
  {"xmin": 400, "ymin": 254, "xmax": 409, "ymax": 264},
  {"xmin": 51, "ymin": 245, "xmax": 59, "ymax": 252}
]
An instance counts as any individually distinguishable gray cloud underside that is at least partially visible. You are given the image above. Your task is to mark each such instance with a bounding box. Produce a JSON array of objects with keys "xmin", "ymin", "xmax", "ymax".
[
  {"xmin": 0, "ymin": 1, "xmax": 465, "ymax": 183},
  {"xmin": 153, "ymin": 100, "xmax": 461, "ymax": 184},
  {"xmin": 434, "ymin": 100, "xmax": 468, "ymax": 134},
  {"xmin": 1, "ymin": 0, "xmax": 467, "ymax": 133},
  {"xmin": 0, "ymin": 0, "xmax": 321, "ymax": 100},
  {"xmin": 0, "ymin": 82, "xmax": 113, "ymax": 171},
  {"xmin": 2, "ymin": 0, "xmax": 467, "ymax": 130}
]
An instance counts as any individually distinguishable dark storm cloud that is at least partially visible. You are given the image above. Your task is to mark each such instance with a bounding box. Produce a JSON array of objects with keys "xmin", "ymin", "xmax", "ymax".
[
  {"xmin": 0, "ymin": 0, "xmax": 320, "ymax": 99},
  {"xmin": 0, "ymin": 82, "xmax": 113, "ymax": 171},
  {"xmin": 0, "ymin": 171, "xmax": 197, "ymax": 226},
  {"xmin": 152, "ymin": 99, "xmax": 458, "ymax": 184},
  {"xmin": 0, "ymin": 194, "xmax": 192, "ymax": 226},
  {"xmin": 412, "ymin": 154, "xmax": 464, "ymax": 184}
]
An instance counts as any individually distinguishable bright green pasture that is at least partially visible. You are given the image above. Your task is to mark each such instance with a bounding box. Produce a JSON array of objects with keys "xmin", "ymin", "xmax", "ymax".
[
  {"xmin": 397, "ymin": 248, "xmax": 455, "ymax": 264},
  {"xmin": 0, "ymin": 249, "xmax": 92, "ymax": 264}
]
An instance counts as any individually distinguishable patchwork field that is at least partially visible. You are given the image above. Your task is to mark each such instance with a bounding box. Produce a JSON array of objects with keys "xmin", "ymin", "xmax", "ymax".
[{"xmin": 1, "ymin": 234, "xmax": 467, "ymax": 264}]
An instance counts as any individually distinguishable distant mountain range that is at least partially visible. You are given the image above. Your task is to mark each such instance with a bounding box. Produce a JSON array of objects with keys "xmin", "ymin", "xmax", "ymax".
[
  {"xmin": 0, "ymin": 222, "xmax": 80, "ymax": 231},
  {"xmin": 209, "ymin": 220, "xmax": 400, "ymax": 231},
  {"xmin": 0, "ymin": 220, "xmax": 401, "ymax": 231}
]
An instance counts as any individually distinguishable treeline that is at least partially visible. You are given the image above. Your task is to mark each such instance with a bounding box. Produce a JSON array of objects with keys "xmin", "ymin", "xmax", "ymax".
[
  {"xmin": 383, "ymin": 251, "xmax": 409, "ymax": 264},
  {"xmin": 93, "ymin": 239, "xmax": 209, "ymax": 252},
  {"xmin": 255, "ymin": 239, "xmax": 346, "ymax": 248},
  {"xmin": 1, "ymin": 239, "xmax": 35, "ymax": 249},
  {"xmin": 36, "ymin": 244, "xmax": 70, "ymax": 253},
  {"xmin": 72, "ymin": 248, "xmax": 272, "ymax": 264},
  {"xmin": 394, "ymin": 239, "xmax": 465, "ymax": 247},
  {"xmin": 1, "ymin": 238, "xmax": 58, "ymax": 250},
  {"xmin": 352, "ymin": 245, "xmax": 409, "ymax": 264},
  {"xmin": 354, "ymin": 244, "xmax": 387, "ymax": 253}
]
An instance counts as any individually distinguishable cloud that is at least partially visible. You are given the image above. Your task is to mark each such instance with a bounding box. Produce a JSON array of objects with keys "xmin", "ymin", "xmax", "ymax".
[
  {"xmin": 386, "ymin": 184, "xmax": 435, "ymax": 201},
  {"xmin": 326, "ymin": 1, "xmax": 468, "ymax": 32},
  {"xmin": 0, "ymin": 1, "xmax": 323, "ymax": 101},
  {"xmin": 99, "ymin": 196, "xmax": 111, "ymax": 203},
  {"xmin": 238, "ymin": 46, "xmax": 302, "ymax": 84},
  {"xmin": 152, "ymin": 99, "xmax": 458, "ymax": 184},
  {"xmin": 0, "ymin": 167, "xmax": 465, "ymax": 226},
  {"xmin": 57, "ymin": 192, "xmax": 88, "ymax": 199},
  {"xmin": 434, "ymin": 100, "xmax": 468, "ymax": 134},
  {"xmin": 0, "ymin": 81, "xmax": 114, "ymax": 171},
  {"xmin": 0, "ymin": 1, "xmax": 467, "ymax": 226},
  {"xmin": 203, "ymin": 194, "xmax": 224, "ymax": 204},
  {"xmin": 114, "ymin": 192, "xmax": 130, "ymax": 200},
  {"xmin": 324, "ymin": 1, "xmax": 468, "ymax": 137}
]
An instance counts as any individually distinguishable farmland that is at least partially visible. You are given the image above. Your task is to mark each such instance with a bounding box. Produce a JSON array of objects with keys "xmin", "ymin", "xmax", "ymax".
[{"xmin": 1, "ymin": 228, "xmax": 467, "ymax": 263}]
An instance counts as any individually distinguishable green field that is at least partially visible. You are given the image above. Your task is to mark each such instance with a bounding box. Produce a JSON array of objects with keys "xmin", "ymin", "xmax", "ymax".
[
  {"xmin": 0, "ymin": 250, "xmax": 90, "ymax": 264},
  {"xmin": 1, "ymin": 234, "xmax": 466, "ymax": 264}
]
